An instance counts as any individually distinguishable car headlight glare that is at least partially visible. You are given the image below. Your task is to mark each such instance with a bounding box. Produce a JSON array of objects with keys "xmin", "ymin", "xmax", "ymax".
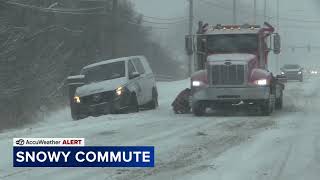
[
  {"xmin": 192, "ymin": 81, "xmax": 202, "ymax": 87},
  {"xmin": 254, "ymin": 79, "xmax": 268, "ymax": 86},
  {"xmin": 74, "ymin": 96, "xmax": 81, "ymax": 104},
  {"xmin": 116, "ymin": 87, "xmax": 123, "ymax": 96}
]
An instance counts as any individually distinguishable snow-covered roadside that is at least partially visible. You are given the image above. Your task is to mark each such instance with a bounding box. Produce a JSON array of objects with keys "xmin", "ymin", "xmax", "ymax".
[
  {"xmin": 177, "ymin": 77, "xmax": 320, "ymax": 180},
  {"xmin": 0, "ymin": 78, "xmax": 319, "ymax": 180}
]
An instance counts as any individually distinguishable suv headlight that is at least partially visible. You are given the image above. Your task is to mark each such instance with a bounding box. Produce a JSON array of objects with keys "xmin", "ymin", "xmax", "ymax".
[
  {"xmin": 116, "ymin": 86, "xmax": 124, "ymax": 96},
  {"xmin": 254, "ymin": 79, "xmax": 268, "ymax": 86},
  {"xmin": 74, "ymin": 96, "xmax": 81, "ymax": 104}
]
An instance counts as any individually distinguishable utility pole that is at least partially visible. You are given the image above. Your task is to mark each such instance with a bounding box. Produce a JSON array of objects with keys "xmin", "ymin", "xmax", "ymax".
[
  {"xmin": 233, "ymin": 0, "xmax": 237, "ymax": 24},
  {"xmin": 188, "ymin": 0, "xmax": 194, "ymax": 76},
  {"xmin": 263, "ymin": 0, "xmax": 267, "ymax": 22},
  {"xmin": 111, "ymin": 0, "xmax": 118, "ymax": 58},
  {"xmin": 276, "ymin": 0, "xmax": 280, "ymax": 74},
  {"xmin": 253, "ymin": 0, "xmax": 257, "ymax": 24}
]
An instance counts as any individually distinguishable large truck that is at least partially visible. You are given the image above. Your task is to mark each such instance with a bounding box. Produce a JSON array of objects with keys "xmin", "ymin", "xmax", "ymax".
[{"xmin": 185, "ymin": 22, "xmax": 285, "ymax": 116}]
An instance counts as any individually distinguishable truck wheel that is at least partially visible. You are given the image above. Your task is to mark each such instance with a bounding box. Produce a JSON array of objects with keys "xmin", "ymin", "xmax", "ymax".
[
  {"xmin": 129, "ymin": 93, "xmax": 139, "ymax": 113},
  {"xmin": 260, "ymin": 100, "xmax": 273, "ymax": 116},
  {"xmin": 193, "ymin": 101, "xmax": 205, "ymax": 116},
  {"xmin": 275, "ymin": 92, "xmax": 283, "ymax": 110}
]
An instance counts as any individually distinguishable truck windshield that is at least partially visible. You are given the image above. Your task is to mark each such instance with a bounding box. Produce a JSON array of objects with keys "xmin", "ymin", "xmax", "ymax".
[
  {"xmin": 81, "ymin": 61, "xmax": 125, "ymax": 83},
  {"xmin": 207, "ymin": 34, "xmax": 258, "ymax": 53}
]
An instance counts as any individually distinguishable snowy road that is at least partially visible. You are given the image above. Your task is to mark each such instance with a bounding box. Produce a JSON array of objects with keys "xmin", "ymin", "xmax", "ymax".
[{"xmin": 1, "ymin": 77, "xmax": 320, "ymax": 180}]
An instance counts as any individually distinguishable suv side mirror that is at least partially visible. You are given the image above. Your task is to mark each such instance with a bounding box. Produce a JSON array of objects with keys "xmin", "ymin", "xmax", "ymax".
[
  {"xmin": 67, "ymin": 75, "xmax": 85, "ymax": 86},
  {"xmin": 185, "ymin": 35, "xmax": 193, "ymax": 55},
  {"xmin": 273, "ymin": 33, "xmax": 281, "ymax": 54},
  {"xmin": 67, "ymin": 75, "xmax": 85, "ymax": 102},
  {"xmin": 129, "ymin": 71, "xmax": 140, "ymax": 79}
]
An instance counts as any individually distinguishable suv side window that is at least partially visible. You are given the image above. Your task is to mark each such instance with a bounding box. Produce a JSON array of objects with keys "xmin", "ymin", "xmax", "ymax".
[
  {"xmin": 128, "ymin": 60, "xmax": 136, "ymax": 75},
  {"xmin": 132, "ymin": 58, "xmax": 146, "ymax": 74}
]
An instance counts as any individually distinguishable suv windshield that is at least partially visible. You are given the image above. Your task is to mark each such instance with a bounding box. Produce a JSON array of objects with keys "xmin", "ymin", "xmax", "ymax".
[
  {"xmin": 81, "ymin": 61, "xmax": 125, "ymax": 83},
  {"xmin": 283, "ymin": 64, "xmax": 300, "ymax": 69},
  {"xmin": 207, "ymin": 34, "xmax": 258, "ymax": 53}
]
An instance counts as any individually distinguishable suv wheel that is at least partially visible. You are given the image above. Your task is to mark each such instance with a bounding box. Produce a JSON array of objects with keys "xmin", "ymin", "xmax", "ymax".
[
  {"xmin": 129, "ymin": 93, "xmax": 139, "ymax": 113},
  {"xmin": 71, "ymin": 105, "xmax": 82, "ymax": 120},
  {"xmin": 148, "ymin": 88, "xmax": 158, "ymax": 109},
  {"xmin": 299, "ymin": 76, "xmax": 303, "ymax": 82}
]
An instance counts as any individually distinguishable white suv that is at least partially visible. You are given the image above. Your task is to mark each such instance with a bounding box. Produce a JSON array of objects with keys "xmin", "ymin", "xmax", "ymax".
[{"xmin": 68, "ymin": 56, "xmax": 158, "ymax": 120}]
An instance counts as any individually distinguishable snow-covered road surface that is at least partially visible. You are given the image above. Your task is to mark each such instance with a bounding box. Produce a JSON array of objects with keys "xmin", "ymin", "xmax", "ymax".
[{"xmin": 1, "ymin": 77, "xmax": 320, "ymax": 180}]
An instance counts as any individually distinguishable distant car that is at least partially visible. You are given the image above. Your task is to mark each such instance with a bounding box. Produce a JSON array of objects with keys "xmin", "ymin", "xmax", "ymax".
[
  {"xmin": 69, "ymin": 56, "xmax": 158, "ymax": 120},
  {"xmin": 310, "ymin": 69, "xmax": 319, "ymax": 75},
  {"xmin": 280, "ymin": 64, "xmax": 303, "ymax": 82}
]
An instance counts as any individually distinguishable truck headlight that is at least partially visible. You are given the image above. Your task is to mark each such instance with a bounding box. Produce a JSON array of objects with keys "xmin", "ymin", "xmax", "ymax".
[
  {"xmin": 116, "ymin": 86, "xmax": 124, "ymax": 96},
  {"xmin": 298, "ymin": 71, "xmax": 302, "ymax": 75},
  {"xmin": 281, "ymin": 71, "xmax": 285, "ymax": 75},
  {"xmin": 74, "ymin": 96, "xmax": 81, "ymax": 104},
  {"xmin": 254, "ymin": 79, "xmax": 268, "ymax": 86},
  {"xmin": 192, "ymin": 81, "xmax": 202, "ymax": 87}
]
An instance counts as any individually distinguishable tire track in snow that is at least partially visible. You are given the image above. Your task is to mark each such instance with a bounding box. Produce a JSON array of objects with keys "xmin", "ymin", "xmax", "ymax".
[{"xmin": 273, "ymin": 143, "xmax": 294, "ymax": 180}]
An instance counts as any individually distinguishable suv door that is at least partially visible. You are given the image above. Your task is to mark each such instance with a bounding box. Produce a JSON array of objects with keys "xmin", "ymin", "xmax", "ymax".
[
  {"xmin": 132, "ymin": 58, "xmax": 150, "ymax": 103},
  {"xmin": 128, "ymin": 60, "xmax": 144, "ymax": 105}
]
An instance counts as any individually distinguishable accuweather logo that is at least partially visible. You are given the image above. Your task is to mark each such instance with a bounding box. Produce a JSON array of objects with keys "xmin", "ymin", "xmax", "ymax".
[
  {"xmin": 15, "ymin": 139, "xmax": 25, "ymax": 146},
  {"xmin": 13, "ymin": 138, "xmax": 154, "ymax": 167},
  {"xmin": 13, "ymin": 138, "xmax": 85, "ymax": 147}
]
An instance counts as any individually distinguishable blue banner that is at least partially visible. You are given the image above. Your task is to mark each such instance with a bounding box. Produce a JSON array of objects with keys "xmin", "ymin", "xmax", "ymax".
[{"xmin": 13, "ymin": 146, "xmax": 154, "ymax": 167}]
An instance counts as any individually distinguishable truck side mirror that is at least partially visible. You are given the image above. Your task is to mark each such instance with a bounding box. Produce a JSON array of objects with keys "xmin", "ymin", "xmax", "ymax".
[
  {"xmin": 185, "ymin": 35, "xmax": 193, "ymax": 55},
  {"xmin": 201, "ymin": 38, "xmax": 207, "ymax": 51},
  {"xmin": 273, "ymin": 33, "xmax": 281, "ymax": 54}
]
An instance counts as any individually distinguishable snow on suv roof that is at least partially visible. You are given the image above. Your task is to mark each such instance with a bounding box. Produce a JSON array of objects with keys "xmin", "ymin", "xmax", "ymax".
[{"xmin": 82, "ymin": 56, "xmax": 143, "ymax": 70}]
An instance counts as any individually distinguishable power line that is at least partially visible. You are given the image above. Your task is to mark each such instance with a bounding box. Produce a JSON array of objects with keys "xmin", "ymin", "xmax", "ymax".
[
  {"xmin": 126, "ymin": 21, "xmax": 170, "ymax": 30},
  {"xmin": 3, "ymin": 1, "xmax": 179, "ymax": 30},
  {"xmin": 4, "ymin": 1, "xmax": 107, "ymax": 15},
  {"xmin": 4, "ymin": 1, "xmax": 186, "ymax": 24},
  {"xmin": 198, "ymin": 0, "xmax": 320, "ymax": 24},
  {"xmin": 142, "ymin": 19, "xmax": 187, "ymax": 25},
  {"xmin": 140, "ymin": 15, "xmax": 187, "ymax": 21}
]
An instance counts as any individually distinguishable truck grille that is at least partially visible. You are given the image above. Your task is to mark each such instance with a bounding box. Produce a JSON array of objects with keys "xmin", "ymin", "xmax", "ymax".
[
  {"xmin": 82, "ymin": 91, "xmax": 115, "ymax": 105},
  {"xmin": 210, "ymin": 64, "xmax": 245, "ymax": 85}
]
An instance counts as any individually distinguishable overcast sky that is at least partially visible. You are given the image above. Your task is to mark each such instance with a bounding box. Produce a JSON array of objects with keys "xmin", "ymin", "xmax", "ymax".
[
  {"xmin": 130, "ymin": 0, "xmax": 188, "ymax": 18},
  {"xmin": 130, "ymin": 0, "xmax": 320, "ymax": 67}
]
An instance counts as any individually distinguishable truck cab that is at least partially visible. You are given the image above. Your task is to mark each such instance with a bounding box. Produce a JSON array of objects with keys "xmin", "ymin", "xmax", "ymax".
[{"xmin": 186, "ymin": 22, "xmax": 284, "ymax": 116}]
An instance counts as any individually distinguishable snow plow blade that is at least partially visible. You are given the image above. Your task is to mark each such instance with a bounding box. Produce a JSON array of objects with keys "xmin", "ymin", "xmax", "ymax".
[{"xmin": 171, "ymin": 88, "xmax": 191, "ymax": 114}]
